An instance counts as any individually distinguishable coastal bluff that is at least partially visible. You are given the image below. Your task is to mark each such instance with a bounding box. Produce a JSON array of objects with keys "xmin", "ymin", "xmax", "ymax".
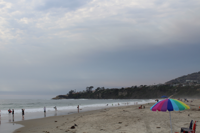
[
  {"xmin": 52, "ymin": 85, "xmax": 200, "ymax": 99},
  {"xmin": 52, "ymin": 95, "xmax": 68, "ymax": 99},
  {"xmin": 52, "ymin": 71, "xmax": 200, "ymax": 99}
]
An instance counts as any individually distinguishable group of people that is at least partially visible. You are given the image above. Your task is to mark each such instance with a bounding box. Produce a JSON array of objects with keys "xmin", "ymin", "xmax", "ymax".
[
  {"xmin": 106, "ymin": 103, "xmax": 130, "ymax": 106},
  {"xmin": 177, "ymin": 98, "xmax": 193, "ymax": 102},
  {"xmin": 139, "ymin": 105, "xmax": 145, "ymax": 109},
  {"xmin": 8, "ymin": 109, "xmax": 25, "ymax": 118},
  {"xmin": 6, "ymin": 105, "xmax": 80, "ymax": 119},
  {"xmin": 8, "ymin": 109, "xmax": 14, "ymax": 114}
]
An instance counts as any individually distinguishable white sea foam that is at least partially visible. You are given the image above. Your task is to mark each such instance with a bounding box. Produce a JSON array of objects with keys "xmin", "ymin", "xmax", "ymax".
[{"xmin": 0, "ymin": 99, "xmax": 155, "ymax": 115}]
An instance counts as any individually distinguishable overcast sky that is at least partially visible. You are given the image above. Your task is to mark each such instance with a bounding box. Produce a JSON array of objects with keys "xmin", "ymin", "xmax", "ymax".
[{"xmin": 0, "ymin": 0, "xmax": 200, "ymax": 99}]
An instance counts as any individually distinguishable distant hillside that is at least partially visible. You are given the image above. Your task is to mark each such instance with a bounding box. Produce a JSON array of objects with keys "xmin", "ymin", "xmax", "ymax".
[
  {"xmin": 52, "ymin": 71, "xmax": 200, "ymax": 100},
  {"xmin": 166, "ymin": 71, "xmax": 200, "ymax": 85},
  {"xmin": 52, "ymin": 85, "xmax": 200, "ymax": 99}
]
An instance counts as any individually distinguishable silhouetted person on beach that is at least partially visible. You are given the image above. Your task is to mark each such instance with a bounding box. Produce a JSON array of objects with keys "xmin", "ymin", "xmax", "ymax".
[
  {"xmin": 12, "ymin": 109, "xmax": 14, "ymax": 116},
  {"xmin": 12, "ymin": 112, "xmax": 15, "ymax": 122},
  {"xmin": 22, "ymin": 109, "xmax": 25, "ymax": 119},
  {"xmin": 44, "ymin": 106, "xmax": 46, "ymax": 113},
  {"xmin": 77, "ymin": 105, "xmax": 79, "ymax": 113},
  {"xmin": 44, "ymin": 106, "xmax": 46, "ymax": 117}
]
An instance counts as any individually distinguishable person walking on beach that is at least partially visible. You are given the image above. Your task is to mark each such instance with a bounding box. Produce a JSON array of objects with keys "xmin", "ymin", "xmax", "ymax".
[
  {"xmin": 22, "ymin": 109, "xmax": 25, "ymax": 119},
  {"xmin": 77, "ymin": 105, "xmax": 79, "ymax": 113}
]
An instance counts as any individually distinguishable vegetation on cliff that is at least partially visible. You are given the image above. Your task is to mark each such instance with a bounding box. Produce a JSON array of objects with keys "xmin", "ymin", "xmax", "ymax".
[
  {"xmin": 52, "ymin": 71, "xmax": 200, "ymax": 99},
  {"xmin": 166, "ymin": 71, "xmax": 200, "ymax": 85},
  {"xmin": 52, "ymin": 85, "xmax": 200, "ymax": 99}
]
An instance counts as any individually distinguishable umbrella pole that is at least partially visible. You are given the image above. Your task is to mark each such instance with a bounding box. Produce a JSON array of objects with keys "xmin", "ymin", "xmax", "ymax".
[{"xmin": 169, "ymin": 111, "xmax": 173, "ymax": 133}]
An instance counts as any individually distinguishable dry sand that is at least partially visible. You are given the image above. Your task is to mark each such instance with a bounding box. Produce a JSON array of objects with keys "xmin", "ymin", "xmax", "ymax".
[{"xmin": 14, "ymin": 100, "xmax": 200, "ymax": 133}]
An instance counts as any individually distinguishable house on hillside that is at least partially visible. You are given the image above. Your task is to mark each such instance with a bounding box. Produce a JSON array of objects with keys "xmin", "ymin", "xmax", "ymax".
[{"xmin": 186, "ymin": 80, "xmax": 198, "ymax": 83}]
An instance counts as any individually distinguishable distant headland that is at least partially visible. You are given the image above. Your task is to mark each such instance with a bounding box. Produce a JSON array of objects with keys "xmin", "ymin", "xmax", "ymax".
[{"xmin": 52, "ymin": 71, "xmax": 200, "ymax": 99}]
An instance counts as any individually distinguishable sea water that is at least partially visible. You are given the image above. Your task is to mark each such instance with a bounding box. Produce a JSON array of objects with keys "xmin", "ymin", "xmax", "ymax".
[
  {"xmin": 0, "ymin": 99, "xmax": 155, "ymax": 133},
  {"xmin": 0, "ymin": 99, "xmax": 155, "ymax": 115}
]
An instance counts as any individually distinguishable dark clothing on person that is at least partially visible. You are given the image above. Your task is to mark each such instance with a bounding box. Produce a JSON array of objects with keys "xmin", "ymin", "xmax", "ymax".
[
  {"xmin": 77, "ymin": 105, "xmax": 79, "ymax": 113},
  {"xmin": 22, "ymin": 109, "xmax": 24, "ymax": 115},
  {"xmin": 8, "ymin": 109, "xmax": 11, "ymax": 113}
]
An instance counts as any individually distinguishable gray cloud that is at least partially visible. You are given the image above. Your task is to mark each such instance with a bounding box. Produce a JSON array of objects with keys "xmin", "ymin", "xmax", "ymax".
[
  {"xmin": 0, "ymin": 0, "xmax": 200, "ymax": 98},
  {"xmin": 36, "ymin": 0, "xmax": 92, "ymax": 11}
]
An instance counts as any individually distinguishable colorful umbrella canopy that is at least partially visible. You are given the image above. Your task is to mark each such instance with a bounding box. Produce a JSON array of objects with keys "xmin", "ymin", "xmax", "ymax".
[
  {"xmin": 150, "ymin": 98, "xmax": 190, "ymax": 133},
  {"xmin": 150, "ymin": 98, "xmax": 190, "ymax": 111}
]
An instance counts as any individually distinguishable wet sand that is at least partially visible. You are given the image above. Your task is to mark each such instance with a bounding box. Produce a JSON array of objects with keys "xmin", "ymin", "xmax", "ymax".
[{"xmin": 13, "ymin": 100, "xmax": 200, "ymax": 133}]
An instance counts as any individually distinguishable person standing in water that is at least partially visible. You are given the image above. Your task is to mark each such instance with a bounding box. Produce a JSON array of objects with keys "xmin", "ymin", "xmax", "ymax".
[
  {"xmin": 44, "ymin": 106, "xmax": 46, "ymax": 113},
  {"xmin": 12, "ymin": 109, "xmax": 14, "ymax": 122},
  {"xmin": 22, "ymin": 109, "xmax": 25, "ymax": 119},
  {"xmin": 8, "ymin": 109, "xmax": 11, "ymax": 113},
  {"xmin": 44, "ymin": 106, "xmax": 46, "ymax": 117},
  {"xmin": 77, "ymin": 105, "xmax": 79, "ymax": 113},
  {"xmin": 12, "ymin": 109, "xmax": 14, "ymax": 115}
]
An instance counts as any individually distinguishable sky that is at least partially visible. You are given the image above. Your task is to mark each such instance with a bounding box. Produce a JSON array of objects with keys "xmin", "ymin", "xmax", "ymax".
[{"xmin": 0, "ymin": 0, "xmax": 200, "ymax": 99}]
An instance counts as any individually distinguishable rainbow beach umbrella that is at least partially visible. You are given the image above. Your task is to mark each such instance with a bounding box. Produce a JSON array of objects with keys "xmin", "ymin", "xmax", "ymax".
[{"xmin": 150, "ymin": 98, "xmax": 190, "ymax": 133}]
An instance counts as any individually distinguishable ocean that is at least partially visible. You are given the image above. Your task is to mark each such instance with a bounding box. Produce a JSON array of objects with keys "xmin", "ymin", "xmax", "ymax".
[
  {"xmin": 0, "ymin": 99, "xmax": 155, "ymax": 133},
  {"xmin": 0, "ymin": 99, "xmax": 155, "ymax": 115}
]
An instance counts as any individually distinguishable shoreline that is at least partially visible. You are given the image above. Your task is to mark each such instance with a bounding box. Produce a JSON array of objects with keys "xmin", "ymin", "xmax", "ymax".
[
  {"xmin": 12, "ymin": 103, "xmax": 141, "ymax": 133},
  {"xmin": 13, "ymin": 100, "xmax": 200, "ymax": 133},
  {"xmin": 0, "ymin": 99, "xmax": 153, "ymax": 133}
]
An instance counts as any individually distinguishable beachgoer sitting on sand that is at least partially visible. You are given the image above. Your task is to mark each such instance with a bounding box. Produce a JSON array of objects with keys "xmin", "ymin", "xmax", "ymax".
[
  {"xmin": 139, "ymin": 105, "xmax": 143, "ymax": 109},
  {"xmin": 184, "ymin": 98, "xmax": 187, "ymax": 102}
]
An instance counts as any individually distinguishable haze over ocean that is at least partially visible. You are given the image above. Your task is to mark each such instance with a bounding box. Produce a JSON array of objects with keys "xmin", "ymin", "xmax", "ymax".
[{"xmin": 0, "ymin": 0, "xmax": 200, "ymax": 99}]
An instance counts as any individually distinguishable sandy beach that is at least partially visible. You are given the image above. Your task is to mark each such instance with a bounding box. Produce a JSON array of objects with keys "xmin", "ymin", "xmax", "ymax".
[{"xmin": 14, "ymin": 100, "xmax": 200, "ymax": 133}]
